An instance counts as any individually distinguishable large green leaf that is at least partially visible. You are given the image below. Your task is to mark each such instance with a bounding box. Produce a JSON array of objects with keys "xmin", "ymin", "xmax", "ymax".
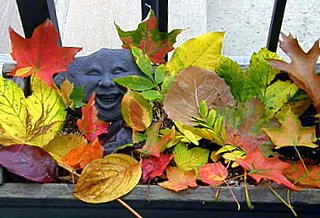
[
  {"xmin": 113, "ymin": 75, "xmax": 156, "ymax": 91},
  {"xmin": 166, "ymin": 32, "xmax": 224, "ymax": 77}
]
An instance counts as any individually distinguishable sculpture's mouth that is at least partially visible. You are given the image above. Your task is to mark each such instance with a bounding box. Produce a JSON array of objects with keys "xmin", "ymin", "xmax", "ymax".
[{"xmin": 95, "ymin": 92, "xmax": 121, "ymax": 110}]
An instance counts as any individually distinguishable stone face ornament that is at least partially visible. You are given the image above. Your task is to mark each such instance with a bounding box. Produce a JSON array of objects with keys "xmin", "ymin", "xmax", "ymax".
[{"xmin": 55, "ymin": 48, "xmax": 142, "ymax": 122}]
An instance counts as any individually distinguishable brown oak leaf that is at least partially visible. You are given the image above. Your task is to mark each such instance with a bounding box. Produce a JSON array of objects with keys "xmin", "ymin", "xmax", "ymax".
[{"xmin": 268, "ymin": 33, "xmax": 320, "ymax": 112}]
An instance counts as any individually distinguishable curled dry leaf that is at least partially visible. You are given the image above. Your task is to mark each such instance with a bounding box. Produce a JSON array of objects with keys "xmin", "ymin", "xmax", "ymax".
[
  {"xmin": 73, "ymin": 154, "xmax": 142, "ymax": 203},
  {"xmin": 0, "ymin": 144, "xmax": 58, "ymax": 183},
  {"xmin": 268, "ymin": 33, "xmax": 320, "ymax": 112},
  {"xmin": 163, "ymin": 66, "xmax": 235, "ymax": 126},
  {"xmin": 158, "ymin": 167, "xmax": 198, "ymax": 192},
  {"xmin": 199, "ymin": 162, "xmax": 228, "ymax": 186}
]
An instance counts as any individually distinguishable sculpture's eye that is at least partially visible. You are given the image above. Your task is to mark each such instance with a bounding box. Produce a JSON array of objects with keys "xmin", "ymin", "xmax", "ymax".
[
  {"xmin": 86, "ymin": 69, "xmax": 101, "ymax": 76},
  {"xmin": 113, "ymin": 66, "xmax": 127, "ymax": 74}
]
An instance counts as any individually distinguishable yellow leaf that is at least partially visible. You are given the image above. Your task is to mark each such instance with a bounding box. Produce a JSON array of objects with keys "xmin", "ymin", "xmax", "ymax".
[
  {"xmin": 167, "ymin": 32, "xmax": 224, "ymax": 77},
  {"xmin": 0, "ymin": 78, "xmax": 28, "ymax": 145},
  {"xmin": 26, "ymin": 77, "xmax": 67, "ymax": 146},
  {"xmin": 44, "ymin": 134, "xmax": 87, "ymax": 160},
  {"xmin": 59, "ymin": 79, "xmax": 74, "ymax": 107},
  {"xmin": 15, "ymin": 66, "xmax": 32, "ymax": 76},
  {"xmin": 0, "ymin": 76, "xmax": 66, "ymax": 147},
  {"xmin": 73, "ymin": 154, "xmax": 142, "ymax": 203}
]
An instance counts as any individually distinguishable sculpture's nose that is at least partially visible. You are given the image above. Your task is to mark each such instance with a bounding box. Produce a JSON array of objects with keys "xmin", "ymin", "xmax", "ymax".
[{"xmin": 98, "ymin": 74, "xmax": 114, "ymax": 87}]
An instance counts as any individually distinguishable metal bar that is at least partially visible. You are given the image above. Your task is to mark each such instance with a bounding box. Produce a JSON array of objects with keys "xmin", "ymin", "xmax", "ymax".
[
  {"xmin": 47, "ymin": 0, "xmax": 62, "ymax": 46},
  {"xmin": 267, "ymin": 0, "xmax": 287, "ymax": 52},
  {"xmin": 141, "ymin": 0, "xmax": 168, "ymax": 33}
]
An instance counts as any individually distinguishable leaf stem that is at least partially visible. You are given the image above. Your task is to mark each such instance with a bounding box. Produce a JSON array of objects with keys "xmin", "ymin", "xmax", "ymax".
[
  {"xmin": 116, "ymin": 198, "xmax": 143, "ymax": 218},
  {"xmin": 244, "ymin": 170, "xmax": 253, "ymax": 209},
  {"xmin": 293, "ymin": 144, "xmax": 309, "ymax": 175},
  {"xmin": 264, "ymin": 183, "xmax": 297, "ymax": 217}
]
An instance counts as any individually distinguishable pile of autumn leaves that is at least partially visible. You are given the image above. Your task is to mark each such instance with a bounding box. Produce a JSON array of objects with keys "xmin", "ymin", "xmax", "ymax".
[{"xmin": 1, "ymin": 9, "xmax": 320, "ymax": 206}]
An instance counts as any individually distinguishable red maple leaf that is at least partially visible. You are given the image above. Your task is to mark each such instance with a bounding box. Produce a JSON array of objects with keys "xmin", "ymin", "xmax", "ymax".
[
  {"xmin": 77, "ymin": 93, "xmax": 109, "ymax": 141},
  {"xmin": 141, "ymin": 154, "xmax": 173, "ymax": 183},
  {"xmin": 199, "ymin": 162, "xmax": 228, "ymax": 186},
  {"xmin": 62, "ymin": 137, "xmax": 103, "ymax": 170},
  {"xmin": 10, "ymin": 20, "xmax": 81, "ymax": 88},
  {"xmin": 236, "ymin": 148, "xmax": 299, "ymax": 191},
  {"xmin": 116, "ymin": 9, "xmax": 182, "ymax": 64}
]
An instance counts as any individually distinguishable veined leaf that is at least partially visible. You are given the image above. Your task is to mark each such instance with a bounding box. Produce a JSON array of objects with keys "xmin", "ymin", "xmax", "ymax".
[
  {"xmin": 141, "ymin": 154, "xmax": 173, "ymax": 183},
  {"xmin": 173, "ymin": 143, "xmax": 209, "ymax": 172},
  {"xmin": 121, "ymin": 88, "xmax": 152, "ymax": 131},
  {"xmin": 163, "ymin": 66, "xmax": 235, "ymax": 126},
  {"xmin": 74, "ymin": 154, "xmax": 142, "ymax": 203},
  {"xmin": 158, "ymin": 167, "xmax": 198, "ymax": 192},
  {"xmin": 10, "ymin": 20, "xmax": 81, "ymax": 88},
  {"xmin": 116, "ymin": 9, "xmax": 182, "ymax": 64},
  {"xmin": 155, "ymin": 64, "xmax": 166, "ymax": 85},
  {"xmin": 199, "ymin": 162, "xmax": 228, "ymax": 186},
  {"xmin": 141, "ymin": 90, "xmax": 164, "ymax": 101},
  {"xmin": 0, "ymin": 76, "xmax": 67, "ymax": 147},
  {"xmin": 113, "ymin": 75, "xmax": 156, "ymax": 91},
  {"xmin": 131, "ymin": 46, "xmax": 153, "ymax": 79},
  {"xmin": 167, "ymin": 32, "xmax": 224, "ymax": 77}
]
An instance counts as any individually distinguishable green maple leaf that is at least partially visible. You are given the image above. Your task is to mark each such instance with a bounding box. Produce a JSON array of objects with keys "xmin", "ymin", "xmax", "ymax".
[
  {"xmin": 115, "ymin": 9, "xmax": 182, "ymax": 64},
  {"xmin": 263, "ymin": 110, "xmax": 317, "ymax": 149}
]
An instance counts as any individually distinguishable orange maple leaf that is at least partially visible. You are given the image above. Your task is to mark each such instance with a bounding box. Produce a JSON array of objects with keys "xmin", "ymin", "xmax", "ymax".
[
  {"xmin": 199, "ymin": 162, "xmax": 228, "ymax": 186},
  {"xmin": 158, "ymin": 166, "xmax": 198, "ymax": 192},
  {"xmin": 62, "ymin": 137, "xmax": 103, "ymax": 170},
  {"xmin": 10, "ymin": 20, "xmax": 81, "ymax": 88}
]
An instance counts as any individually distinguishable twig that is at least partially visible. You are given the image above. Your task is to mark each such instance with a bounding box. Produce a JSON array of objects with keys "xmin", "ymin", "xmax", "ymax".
[{"xmin": 116, "ymin": 198, "xmax": 143, "ymax": 218}]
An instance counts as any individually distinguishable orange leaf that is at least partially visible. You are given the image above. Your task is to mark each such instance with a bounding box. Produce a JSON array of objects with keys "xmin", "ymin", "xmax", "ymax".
[
  {"xmin": 158, "ymin": 167, "xmax": 197, "ymax": 192},
  {"xmin": 268, "ymin": 33, "xmax": 320, "ymax": 112},
  {"xmin": 199, "ymin": 162, "xmax": 227, "ymax": 186},
  {"xmin": 143, "ymin": 122, "xmax": 175, "ymax": 157},
  {"xmin": 236, "ymin": 148, "xmax": 299, "ymax": 191},
  {"xmin": 263, "ymin": 110, "xmax": 317, "ymax": 149},
  {"xmin": 62, "ymin": 137, "xmax": 103, "ymax": 170},
  {"xmin": 10, "ymin": 20, "xmax": 81, "ymax": 88},
  {"xmin": 77, "ymin": 93, "xmax": 109, "ymax": 141},
  {"xmin": 285, "ymin": 161, "xmax": 320, "ymax": 188}
]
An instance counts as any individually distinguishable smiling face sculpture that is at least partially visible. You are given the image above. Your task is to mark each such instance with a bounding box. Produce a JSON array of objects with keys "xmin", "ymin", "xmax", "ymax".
[{"xmin": 55, "ymin": 48, "xmax": 141, "ymax": 121}]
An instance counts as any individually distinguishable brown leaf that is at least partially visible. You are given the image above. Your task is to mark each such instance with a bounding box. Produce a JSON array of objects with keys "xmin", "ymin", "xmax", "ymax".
[
  {"xmin": 268, "ymin": 33, "xmax": 320, "ymax": 112},
  {"xmin": 163, "ymin": 66, "xmax": 235, "ymax": 126},
  {"xmin": 158, "ymin": 167, "xmax": 198, "ymax": 192}
]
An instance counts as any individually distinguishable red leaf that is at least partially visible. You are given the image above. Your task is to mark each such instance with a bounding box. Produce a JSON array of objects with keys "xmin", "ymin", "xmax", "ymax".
[
  {"xmin": 10, "ymin": 20, "xmax": 81, "ymax": 88},
  {"xmin": 116, "ymin": 9, "xmax": 182, "ymax": 64},
  {"xmin": 62, "ymin": 137, "xmax": 103, "ymax": 170},
  {"xmin": 199, "ymin": 162, "xmax": 228, "ymax": 186},
  {"xmin": 285, "ymin": 161, "xmax": 320, "ymax": 188},
  {"xmin": 143, "ymin": 123, "xmax": 175, "ymax": 157},
  {"xmin": 0, "ymin": 145, "xmax": 58, "ymax": 183},
  {"xmin": 158, "ymin": 167, "xmax": 198, "ymax": 192},
  {"xmin": 77, "ymin": 93, "xmax": 109, "ymax": 141},
  {"xmin": 236, "ymin": 149, "xmax": 299, "ymax": 190},
  {"xmin": 141, "ymin": 154, "xmax": 173, "ymax": 183}
]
